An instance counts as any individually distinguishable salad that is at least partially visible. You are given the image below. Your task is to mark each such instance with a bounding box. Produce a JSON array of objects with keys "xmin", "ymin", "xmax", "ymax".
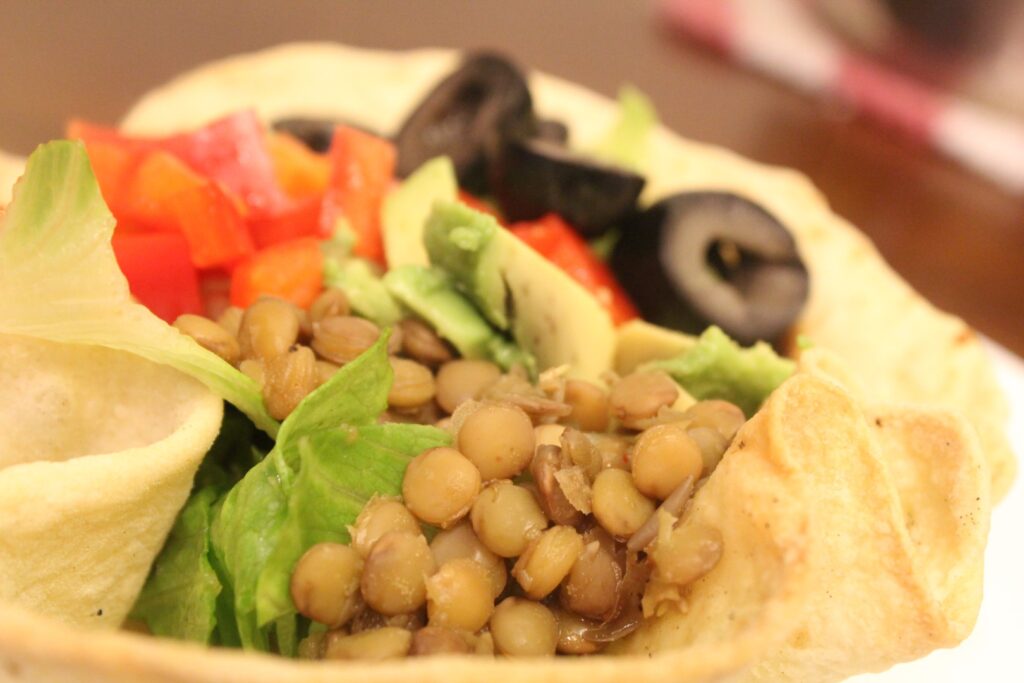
[{"xmin": 0, "ymin": 44, "xmax": 1003, "ymax": 683}]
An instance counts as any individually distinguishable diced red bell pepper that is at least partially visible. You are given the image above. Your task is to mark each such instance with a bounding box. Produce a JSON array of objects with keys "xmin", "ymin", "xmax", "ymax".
[
  {"xmin": 112, "ymin": 231, "xmax": 203, "ymax": 323},
  {"xmin": 247, "ymin": 195, "xmax": 323, "ymax": 249},
  {"xmin": 268, "ymin": 132, "xmax": 331, "ymax": 199},
  {"xmin": 509, "ymin": 214, "xmax": 639, "ymax": 326},
  {"xmin": 230, "ymin": 238, "xmax": 324, "ymax": 309},
  {"xmin": 321, "ymin": 126, "xmax": 396, "ymax": 265},
  {"xmin": 122, "ymin": 151, "xmax": 254, "ymax": 269},
  {"xmin": 71, "ymin": 112, "xmax": 290, "ymax": 215}
]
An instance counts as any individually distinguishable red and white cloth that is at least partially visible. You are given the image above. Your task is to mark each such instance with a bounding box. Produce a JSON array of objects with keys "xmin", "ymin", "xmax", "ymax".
[{"xmin": 661, "ymin": 0, "xmax": 1024, "ymax": 194}]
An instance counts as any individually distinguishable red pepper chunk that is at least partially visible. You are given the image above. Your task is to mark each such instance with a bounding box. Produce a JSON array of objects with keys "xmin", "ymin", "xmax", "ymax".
[
  {"xmin": 509, "ymin": 214, "xmax": 639, "ymax": 326},
  {"xmin": 122, "ymin": 151, "xmax": 254, "ymax": 269},
  {"xmin": 321, "ymin": 127, "xmax": 396, "ymax": 265},
  {"xmin": 230, "ymin": 238, "xmax": 324, "ymax": 309},
  {"xmin": 112, "ymin": 232, "xmax": 203, "ymax": 323}
]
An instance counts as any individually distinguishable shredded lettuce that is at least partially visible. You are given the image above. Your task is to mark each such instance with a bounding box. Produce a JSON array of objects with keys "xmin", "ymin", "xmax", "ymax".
[
  {"xmin": 0, "ymin": 141, "xmax": 278, "ymax": 436},
  {"xmin": 644, "ymin": 326, "xmax": 795, "ymax": 416},
  {"xmin": 590, "ymin": 86, "xmax": 658, "ymax": 172}
]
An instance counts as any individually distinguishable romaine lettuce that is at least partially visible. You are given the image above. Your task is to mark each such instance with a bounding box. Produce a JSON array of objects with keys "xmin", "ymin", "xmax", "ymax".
[
  {"xmin": 0, "ymin": 141, "xmax": 278, "ymax": 436},
  {"xmin": 208, "ymin": 332, "xmax": 449, "ymax": 652},
  {"xmin": 645, "ymin": 326, "xmax": 795, "ymax": 416}
]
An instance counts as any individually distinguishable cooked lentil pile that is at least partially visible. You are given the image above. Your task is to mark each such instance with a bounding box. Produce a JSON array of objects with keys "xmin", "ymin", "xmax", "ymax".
[{"xmin": 175, "ymin": 290, "xmax": 744, "ymax": 659}]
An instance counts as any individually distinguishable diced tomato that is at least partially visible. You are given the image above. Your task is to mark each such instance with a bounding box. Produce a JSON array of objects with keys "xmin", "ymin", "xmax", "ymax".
[
  {"xmin": 321, "ymin": 126, "xmax": 396, "ymax": 265},
  {"xmin": 268, "ymin": 132, "xmax": 331, "ymax": 199},
  {"xmin": 111, "ymin": 232, "xmax": 203, "ymax": 323},
  {"xmin": 509, "ymin": 214, "xmax": 639, "ymax": 325},
  {"xmin": 458, "ymin": 190, "xmax": 505, "ymax": 224},
  {"xmin": 230, "ymin": 238, "xmax": 324, "ymax": 309}
]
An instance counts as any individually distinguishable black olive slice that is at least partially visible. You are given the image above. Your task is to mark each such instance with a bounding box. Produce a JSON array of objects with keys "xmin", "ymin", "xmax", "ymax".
[
  {"xmin": 394, "ymin": 52, "xmax": 534, "ymax": 193},
  {"xmin": 271, "ymin": 117, "xmax": 384, "ymax": 153},
  {"xmin": 610, "ymin": 192, "xmax": 809, "ymax": 345},
  {"xmin": 490, "ymin": 137, "xmax": 645, "ymax": 236}
]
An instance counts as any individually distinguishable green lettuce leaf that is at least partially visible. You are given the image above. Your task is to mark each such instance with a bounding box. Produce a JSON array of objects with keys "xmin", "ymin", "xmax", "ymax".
[
  {"xmin": 210, "ymin": 331, "xmax": 398, "ymax": 650},
  {"xmin": 645, "ymin": 326, "xmax": 795, "ymax": 416},
  {"xmin": 590, "ymin": 86, "xmax": 658, "ymax": 172},
  {"xmin": 130, "ymin": 486, "xmax": 222, "ymax": 643},
  {"xmin": 255, "ymin": 423, "xmax": 450, "ymax": 626},
  {"xmin": 0, "ymin": 140, "xmax": 277, "ymax": 436}
]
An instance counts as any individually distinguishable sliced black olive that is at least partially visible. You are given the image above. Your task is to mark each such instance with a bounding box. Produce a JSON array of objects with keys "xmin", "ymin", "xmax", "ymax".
[
  {"xmin": 490, "ymin": 137, "xmax": 645, "ymax": 236},
  {"xmin": 394, "ymin": 52, "xmax": 534, "ymax": 193},
  {"xmin": 610, "ymin": 192, "xmax": 809, "ymax": 345},
  {"xmin": 271, "ymin": 117, "xmax": 384, "ymax": 153}
]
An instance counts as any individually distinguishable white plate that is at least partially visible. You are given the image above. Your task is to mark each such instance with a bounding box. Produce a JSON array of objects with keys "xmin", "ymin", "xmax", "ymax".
[{"xmin": 852, "ymin": 341, "xmax": 1024, "ymax": 682}]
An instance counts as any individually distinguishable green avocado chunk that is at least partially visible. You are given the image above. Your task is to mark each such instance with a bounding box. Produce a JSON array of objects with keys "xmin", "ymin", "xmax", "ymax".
[
  {"xmin": 322, "ymin": 258, "xmax": 403, "ymax": 326},
  {"xmin": 424, "ymin": 201, "xmax": 616, "ymax": 380},
  {"xmin": 382, "ymin": 156, "xmax": 458, "ymax": 269},
  {"xmin": 384, "ymin": 265, "xmax": 533, "ymax": 372},
  {"xmin": 644, "ymin": 326, "xmax": 795, "ymax": 417},
  {"xmin": 423, "ymin": 200, "xmax": 509, "ymax": 329}
]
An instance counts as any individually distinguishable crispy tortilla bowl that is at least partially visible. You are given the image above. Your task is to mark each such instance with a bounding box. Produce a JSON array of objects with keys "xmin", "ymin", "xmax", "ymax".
[
  {"xmin": 0, "ymin": 43, "xmax": 1004, "ymax": 682},
  {"xmin": 0, "ymin": 353, "xmax": 991, "ymax": 682}
]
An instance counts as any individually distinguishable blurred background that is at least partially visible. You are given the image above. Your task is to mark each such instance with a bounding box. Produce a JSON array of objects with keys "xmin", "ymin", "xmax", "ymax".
[{"xmin": 2, "ymin": 0, "xmax": 1022, "ymax": 353}]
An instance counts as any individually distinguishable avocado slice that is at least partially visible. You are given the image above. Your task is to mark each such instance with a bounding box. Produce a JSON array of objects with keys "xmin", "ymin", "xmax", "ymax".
[
  {"xmin": 382, "ymin": 156, "xmax": 458, "ymax": 269},
  {"xmin": 424, "ymin": 201, "xmax": 615, "ymax": 379},
  {"xmin": 384, "ymin": 265, "xmax": 533, "ymax": 372},
  {"xmin": 423, "ymin": 202, "xmax": 508, "ymax": 329},
  {"xmin": 322, "ymin": 258, "xmax": 403, "ymax": 326},
  {"xmin": 614, "ymin": 319, "xmax": 696, "ymax": 375}
]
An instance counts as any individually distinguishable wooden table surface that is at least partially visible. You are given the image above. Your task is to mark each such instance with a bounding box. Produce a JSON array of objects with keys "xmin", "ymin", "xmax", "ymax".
[{"xmin": 4, "ymin": 0, "xmax": 1023, "ymax": 354}]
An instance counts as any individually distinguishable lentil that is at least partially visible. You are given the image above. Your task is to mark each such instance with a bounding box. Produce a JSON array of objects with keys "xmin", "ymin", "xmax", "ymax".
[
  {"xmin": 630, "ymin": 423, "xmax": 703, "ymax": 500},
  {"xmin": 290, "ymin": 542, "xmax": 363, "ymax": 627},
  {"xmin": 591, "ymin": 468, "xmax": 656, "ymax": 538},
  {"xmin": 388, "ymin": 357, "xmax": 436, "ymax": 409},
  {"xmin": 511, "ymin": 526, "xmax": 584, "ymax": 600},
  {"xmin": 425, "ymin": 558, "xmax": 494, "ymax": 631},
  {"xmin": 429, "ymin": 522, "xmax": 507, "ymax": 598},
  {"xmin": 470, "ymin": 481, "xmax": 548, "ymax": 558},
  {"xmin": 174, "ymin": 314, "xmax": 241, "ymax": 365},
  {"xmin": 490, "ymin": 598, "xmax": 558, "ymax": 657},
  {"xmin": 402, "ymin": 447, "xmax": 481, "ymax": 528},
  {"xmin": 457, "ymin": 403, "xmax": 535, "ymax": 480},
  {"xmin": 238, "ymin": 297, "xmax": 300, "ymax": 360},
  {"xmin": 323, "ymin": 627, "xmax": 412, "ymax": 660},
  {"xmin": 312, "ymin": 315, "xmax": 381, "ymax": 364},
  {"xmin": 435, "ymin": 360, "xmax": 501, "ymax": 413},
  {"xmin": 350, "ymin": 497, "xmax": 422, "ymax": 558},
  {"xmin": 360, "ymin": 531, "xmax": 435, "ymax": 615}
]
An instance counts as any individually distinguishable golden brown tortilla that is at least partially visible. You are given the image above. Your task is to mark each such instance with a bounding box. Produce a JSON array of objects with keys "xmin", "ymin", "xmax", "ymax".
[{"xmin": 119, "ymin": 43, "xmax": 1014, "ymax": 502}]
